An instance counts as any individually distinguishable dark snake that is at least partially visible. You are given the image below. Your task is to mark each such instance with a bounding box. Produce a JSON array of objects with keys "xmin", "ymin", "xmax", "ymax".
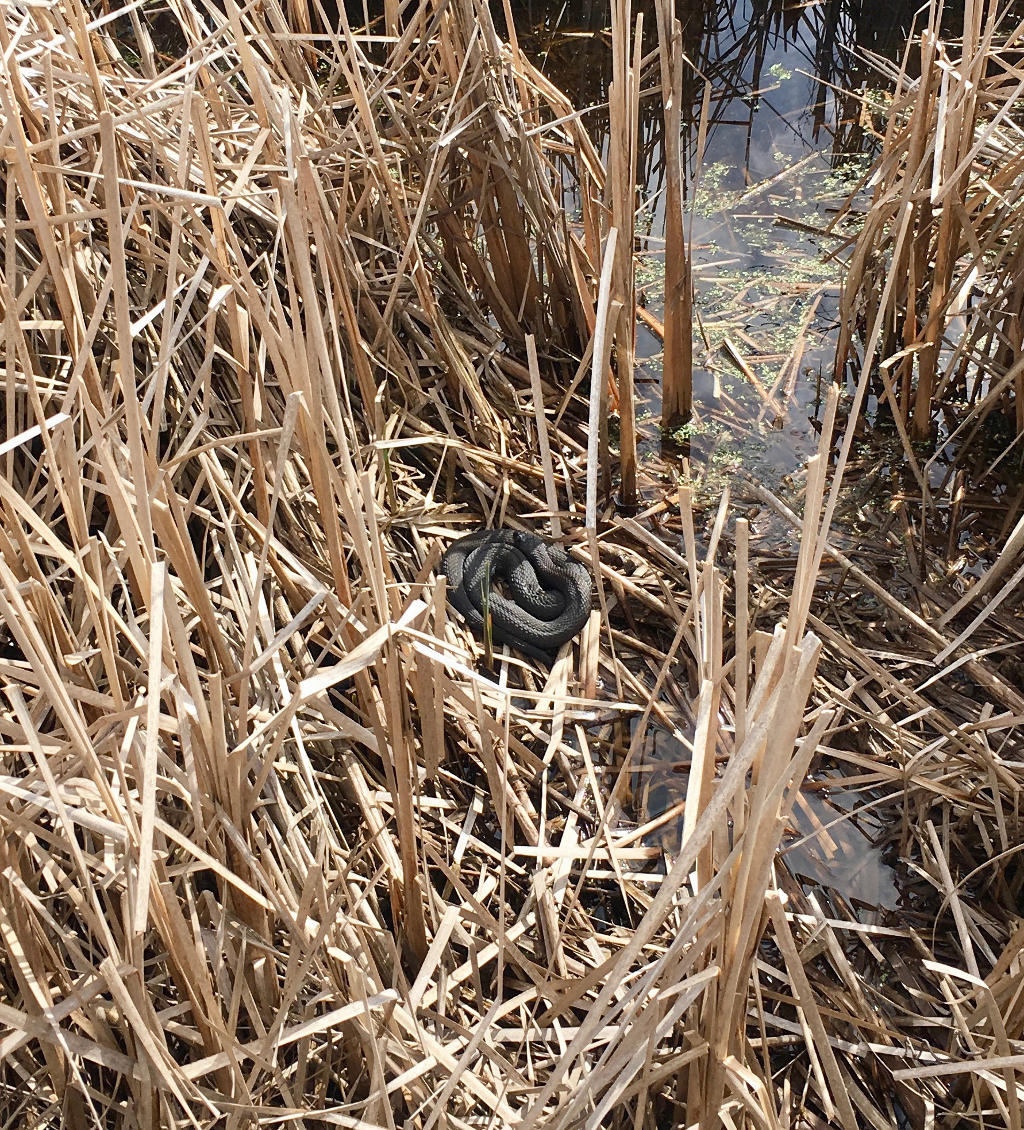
[{"xmin": 441, "ymin": 530, "xmax": 593, "ymax": 660}]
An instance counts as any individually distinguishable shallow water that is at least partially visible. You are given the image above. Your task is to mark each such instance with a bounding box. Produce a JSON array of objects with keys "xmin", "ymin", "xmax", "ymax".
[
  {"xmin": 505, "ymin": 0, "xmax": 926, "ymax": 524},
  {"xmin": 507, "ymin": 1, "xmax": 1024, "ymax": 559},
  {"xmin": 629, "ymin": 717, "xmax": 903, "ymax": 917},
  {"xmin": 504, "ymin": 0, "xmax": 925, "ymax": 914}
]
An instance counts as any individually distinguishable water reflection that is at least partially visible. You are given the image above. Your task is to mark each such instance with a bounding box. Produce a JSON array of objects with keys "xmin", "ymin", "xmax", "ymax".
[
  {"xmin": 501, "ymin": 0, "xmax": 917, "ymax": 186},
  {"xmin": 783, "ymin": 784, "xmax": 901, "ymax": 912},
  {"xmin": 499, "ymin": 0, "xmax": 924, "ymax": 506},
  {"xmin": 632, "ymin": 721, "xmax": 901, "ymax": 915}
]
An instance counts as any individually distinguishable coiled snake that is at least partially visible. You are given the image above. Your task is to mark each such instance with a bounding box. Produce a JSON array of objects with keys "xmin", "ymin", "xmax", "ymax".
[{"xmin": 442, "ymin": 530, "xmax": 592, "ymax": 659}]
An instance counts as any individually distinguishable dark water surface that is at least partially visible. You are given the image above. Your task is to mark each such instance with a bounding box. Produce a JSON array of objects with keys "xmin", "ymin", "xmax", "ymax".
[
  {"xmin": 501, "ymin": 0, "xmax": 928, "ymax": 916},
  {"xmin": 504, "ymin": 0, "xmax": 925, "ymax": 503}
]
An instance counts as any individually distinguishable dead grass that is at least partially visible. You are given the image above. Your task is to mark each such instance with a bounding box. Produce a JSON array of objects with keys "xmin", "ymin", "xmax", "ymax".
[
  {"xmin": 0, "ymin": 0, "xmax": 1023, "ymax": 1127},
  {"xmin": 838, "ymin": 0, "xmax": 1024, "ymax": 450}
]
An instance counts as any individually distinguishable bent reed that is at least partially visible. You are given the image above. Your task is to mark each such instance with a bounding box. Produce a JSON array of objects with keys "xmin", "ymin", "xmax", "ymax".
[{"xmin": 0, "ymin": 1, "xmax": 1022, "ymax": 1128}]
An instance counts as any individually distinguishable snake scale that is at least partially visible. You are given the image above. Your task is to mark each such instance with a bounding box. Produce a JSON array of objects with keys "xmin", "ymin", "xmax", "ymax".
[{"xmin": 442, "ymin": 530, "xmax": 593, "ymax": 659}]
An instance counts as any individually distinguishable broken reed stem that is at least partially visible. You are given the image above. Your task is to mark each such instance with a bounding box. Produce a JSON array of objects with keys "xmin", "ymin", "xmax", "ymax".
[
  {"xmin": 655, "ymin": 0, "xmax": 694, "ymax": 424},
  {"xmin": 608, "ymin": 0, "xmax": 640, "ymax": 507},
  {"xmin": 734, "ymin": 516, "xmax": 749, "ymax": 748},
  {"xmin": 587, "ymin": 227, "xmax": 619, "ymax": 531},
  {"xmin": 526, "ymin": 333, "xmax": 562, "ymax": 539}
]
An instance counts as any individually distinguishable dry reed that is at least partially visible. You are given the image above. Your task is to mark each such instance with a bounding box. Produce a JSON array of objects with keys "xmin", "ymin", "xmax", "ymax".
[
  {"xmin": 654, "ymin": 0, "xmax": 694, "ymax": 426},
  {"xmin": 838, "ymin": 0, "xmax": 1024, "ymax": 447},
  {"xmin": 0, "ymin": 1, "xmax": 1022, "ymax": 1128}
]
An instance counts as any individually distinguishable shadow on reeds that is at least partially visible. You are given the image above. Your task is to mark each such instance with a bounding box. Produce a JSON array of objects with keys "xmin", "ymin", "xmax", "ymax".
[{"xmin": 1, "ymin": 1, "xmax": 1023, "ymax": 1128}]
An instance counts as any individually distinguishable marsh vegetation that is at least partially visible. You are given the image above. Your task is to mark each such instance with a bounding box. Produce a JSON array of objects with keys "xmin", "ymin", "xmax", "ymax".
[{"xmin": 1, "ymin": 0, "xmax": 1023, "ymax": 1127}]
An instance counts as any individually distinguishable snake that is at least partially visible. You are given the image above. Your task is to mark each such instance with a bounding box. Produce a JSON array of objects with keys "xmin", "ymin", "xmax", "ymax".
[{"xmin": 441, "ymin": 529, "xmax": 593, "ymax": 660}]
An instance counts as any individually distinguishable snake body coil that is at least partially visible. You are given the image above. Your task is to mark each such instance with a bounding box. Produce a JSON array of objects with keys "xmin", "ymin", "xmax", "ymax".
[{"xmin": 442, "ymin": 530, "xmax": 592, "ymax": 659}]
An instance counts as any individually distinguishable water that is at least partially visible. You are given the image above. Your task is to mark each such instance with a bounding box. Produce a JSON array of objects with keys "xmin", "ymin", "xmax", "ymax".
[
  {"xmin": 506, "ymin": 0, "xmax": 922, "ymax": 528},
  {"xmin": 783, "ymin": 781, "xmax": 901, "ymax": 911},
  {"xmin": 630, "ymin": 719, "xmax": 902, "ymax": 917},
  {"xmin": 503, "ymin": 0, "xmax": 925, "ymax": 913}
]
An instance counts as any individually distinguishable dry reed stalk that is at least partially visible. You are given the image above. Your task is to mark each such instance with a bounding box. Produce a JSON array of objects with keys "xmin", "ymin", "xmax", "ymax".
[
  {"xmin": 587, "ymin": 228, "xmax": 619, "ymax": 532},
  {"xmin": 655, "ymin": 0, "xmax": 694, "ymax": 425},
  {"xmin": 4, "ymin": 0, "xmax": 1023, "ymax": 1127},
  {"xmin": 607, "ymin": 0, "xmax": 640, "ymax": 508},
  {"xmin": 838, "ymin": 0, "xmax": 1024, "ymax": 445}
]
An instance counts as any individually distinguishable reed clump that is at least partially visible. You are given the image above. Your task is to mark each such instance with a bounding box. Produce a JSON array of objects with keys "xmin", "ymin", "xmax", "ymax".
[
  {"xmin": 0, "ymin": 1, "xmax": 816, "ymax": 1124},
  {"xmin": 838, "ymin": 0, "xmax": 1024, "ymax": 449},
  {"xmin": 1, "ymin": 0, "xmax": 1024, "ymax": 1128}
]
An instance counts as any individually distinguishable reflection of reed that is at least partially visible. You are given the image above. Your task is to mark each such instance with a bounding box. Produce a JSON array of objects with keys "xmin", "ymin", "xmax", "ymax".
[
  {"xmin": 502, "ymin": 0, "xmax": 916, "ymax": 190},
  {"xmin": 839, "ymin": 1, "xmax": 1024, "ymax": 452},
  {"xmin": 335, "ymin": 0, "xmax": 916, "ymax": 195}
]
